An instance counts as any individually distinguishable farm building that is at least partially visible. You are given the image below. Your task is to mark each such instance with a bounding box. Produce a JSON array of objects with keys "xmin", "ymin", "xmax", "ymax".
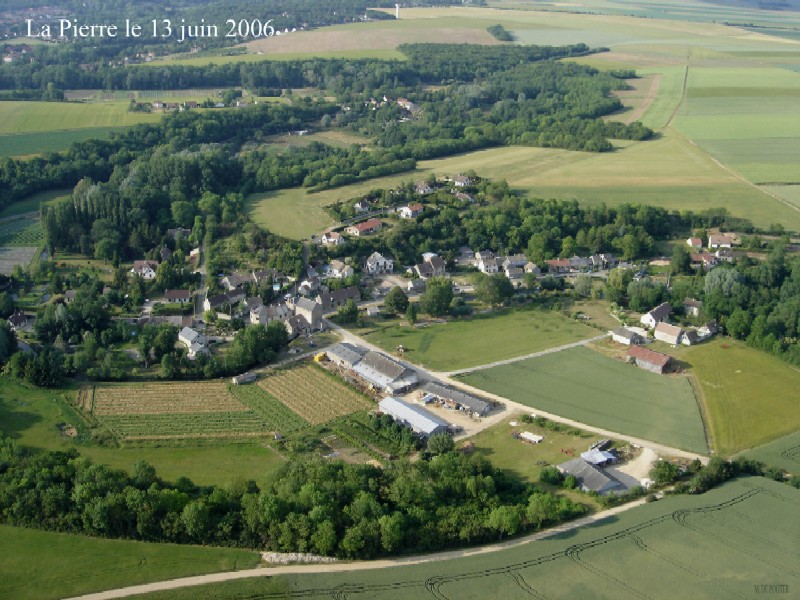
[
  {"xmin": 414, "ymin": 182, "xmax": 433, "ymax": 195},
  {"xmin": 628, "ymin": 345, "xmax": 671, "ymax": 374},
  {"xmin": 453, "ymin": 175, "xmax": 473, "ymax": 187},
  {"xmin": 327, "ymin": 342, "xmax": 368, "ymax": 370},
  {"xmin": 250, "ymin": 302, "xmax": 291, "ymax": 326},
  {"xmin": 654, "ymin": 322, "xmax": 684, "ymax": 346},
  {"xmin": 399, "ymin": 203, "xmax": 424, "ymax": 219},
  {"xmin": 558, "ymin": 458, "xmax": 625, "ymax": 495},
  {"xmin": 353, "ymin": 200, "xmax": 370, "ymax": 213},
  {"xmin": 345, "ymin": 218, "xmax": 382, "ymax": 237},
  {"xmin": 164, "ymin": 289, "xmax": 191, "ymax": 304},
  {"xmin": 690, "ymin": 253, "xmax": 718, "ymax": 270},
  {"xmin": 612, "ymin": 326, "xmax": 645, "ymax": 346},
  {"xmin": 708, "ymin": 234, "xmax": 732, "ymax": 249},
  {"xmin": 640, "ymin": 302, "xmax": 671, "ymax": 329},
  {"xmin": 285, "ymin": 314, "xmax": 311, "ymax": 338},
  {"xmin": 365, "ymin": 252, "xmax": 394, "ymax": 275},
  {"xmin": 545, "ymin": 258, "xmax": 571, "ymax": 273},
  {"xmin": 7, "ymin": 311, "xmax": 31, "ymax": 332},
  {"xmin": 686, "ymin": 237, "xmax": 703, "ymax": 249},
  {"xmin": 221, "ymin": 274, "xmax": 251, "ymax": 290},
  {"xmin": 378, "ymin": 396, "xmax": 450, "ymax": 438},
  {"xmin": 684, "ymin": 298, "xmax": 703, "ymax": 317},
  {"xmin": 682, "ymin": 330, "xmax": 700, "ymax": 346},
  {"xmin": 414, "ymin": 255, "xmax": 446, "ymax": 279},
  {"xmin": 317, "ymin": 286, "xmax": 361, "ymax": 311},
  {"xmin": 353, "ymin": 351, "xmax": 419, "ymax": 394},
  {"xmin": 321, "ymin": 231, "xmax": 344, "ymax": 246},
  {"xmin": 580, "ymin": 448, "xmax": 617, "ymax": 467},
  {"xmin": 524, "ymin": 262, "xmax": 541, "ymax": 275},
  {"xmin": 232, "ymin": 372, "xmax": 256, "ymax": 385},
  {"xmin": 474, "ymin": 250, "xmax": 496, "ymax": 263},
  {"xmin": 293, "ymin": 298, "xmax": 323, "ymax": 330},
  {"xmin": 419, "ymin": 381, "xmax": 492, "ymax": 416},
  {"xmin": 407, "ymin": 278, "xmax": 426, "ymax": 293},
  {"xmin": 130, "ymin": 260, "xmax": 158, "ymax": 280}
]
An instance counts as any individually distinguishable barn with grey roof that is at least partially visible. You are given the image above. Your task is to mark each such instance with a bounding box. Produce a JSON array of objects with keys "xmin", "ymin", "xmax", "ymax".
[
  {"xmin": 420, "ymin": 381, "xmax": 492, "ymax": 416},
  {"xmin": 352, "ymin": 351, "xmax": 418, "ymax": 394},
  {"xmin": 378, "ymin": 396, "xmax": 450, "ymax": 438}
]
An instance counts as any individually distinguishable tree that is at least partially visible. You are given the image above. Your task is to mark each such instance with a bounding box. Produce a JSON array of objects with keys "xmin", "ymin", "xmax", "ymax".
[
  {"xmin": 604, "ymin": 268, "xmax": 633, "ymax": 305},
  {"xmin": 419, "ymin": 277, "xmax": 453, "ymax": 317},
  {"xmin": 0, "ymin": 292, "xmax": 15, "ymax": 318},
  {"xmin": 671, "ymin": 244, "xmax": 691, "ymax": 275},
  {"xmin": 573, "ymin": 274, "xmax": 592, "ymax": 298},
  {"xmin": 649, "ymin": 460, "xmax": 680, "ymax": 486},
  {"xmin": 474, "ymin": 272, "xmax": 514, "ymax": 306},
  {"xmin": 384, "ymin": 286, "xmax": 409, "ymax": 315},
  {"xmin": 405, "ymin": 302, "xmax": 417, "ymax": 325},
  {"xmin": 336, "ymin": 299, "xmax": 359, "ymax": 324},
  {"xmin": 427, "ymin": 433, "xmax": 455, "ymax": 455}
]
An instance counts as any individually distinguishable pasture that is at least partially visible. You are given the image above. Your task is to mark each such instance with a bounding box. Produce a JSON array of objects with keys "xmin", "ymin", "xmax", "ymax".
[
  {"xmin": 133, "ymin": 477, "xmax": 799, "ymax": 600},
  {"xmin": 739, "ymin": 431, "xmax": 800, "ymax": 474},
  {"xmin": 670, "ymin": 338, "xmax": 800, "ymax": 456},
  {"xmin": 0, "ymin": 525, "xmax": 260, "ymax": 600},
  {"xmin": 0, "ymin": 377, "xmax": 285, "ymax": 485},
  {"xmin": 257, "ymin": 364, "xmax": 373, "ymax": 425},
  {"xmin": 363, "ymin": 306, "xmax": 597, "ymax": 372},
  {"xmin": 0, "ymin": 101, "xmax": 160, "ymax": 135},
  {"xmin": 459, "ymin": 346, "xmax": 708, "ymax": 453}
]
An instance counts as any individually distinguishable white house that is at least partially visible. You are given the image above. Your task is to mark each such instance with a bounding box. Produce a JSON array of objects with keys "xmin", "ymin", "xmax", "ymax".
[
  {"xmin": 708, "ymin": 234, "xmax": 732, "ymax": 249},
  {"xmin": 654, "ymin": 322, "xmax": 684, "ymax": 346},
  {"xmin": 321, "ymin": 231, "xmax": 344, "ymax": 246},
  {"xmin": 326, "ymin": 260, "xmax": 354, "ymax": 279},
  {"xmin": 640, "ymin": 302, "xmax": 672, "ymax": 329},
  {"xmin": 130, "ymin": 260, "xmax": 158, "ymax": 280},
  {"xmin": 365, "ymin": 252, "xmax": 393, "ymax": 276},
  {"xmin": 399, "ymin": 203, "xmax": 424, "ymax": 219}
]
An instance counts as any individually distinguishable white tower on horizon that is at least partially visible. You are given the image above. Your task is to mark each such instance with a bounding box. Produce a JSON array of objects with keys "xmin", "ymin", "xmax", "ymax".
[{"xmin": 396, "ymin": 4, "xmax": 400, "ymax": 19}]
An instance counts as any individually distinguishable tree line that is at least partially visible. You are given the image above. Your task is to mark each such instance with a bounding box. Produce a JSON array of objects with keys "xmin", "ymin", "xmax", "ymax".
[{"xmin": 0, "ymin": 438, "xmax": 587, "ymax": 558}]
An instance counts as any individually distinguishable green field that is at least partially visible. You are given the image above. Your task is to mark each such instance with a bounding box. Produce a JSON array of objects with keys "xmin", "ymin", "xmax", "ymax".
[
  {"xmin": 670, "ymin": 338, "xmax": 800, "ymax": 456},
  {"xmin": 362, "ymin": 306, "xmax": 597, "ymax": 372},
  {"xmin": 134, "ymin": 477, "xmax": 799, "ymax": 600},
  {"xmin": 460, "ymin": 347, "xmax": 708, "ymax": 453},
  {"xmin": 0, "ymin": 127, "xmax": 129, "ymax": 158},
  {"xmin": 762, "ymin": 184, "xmax": 800, "ymax": 209},
  {"xmin": 0, "ymin": 378, "xmax": 286, "ymax": 486},
  {"xmin": 0, "ymin": 525, "xmax": 260, "ymax": 600},
  {"xmin": 249, "ymin": 131, "xmax": 800, "ymax": 239},
  {"xmin": 739, "ymin": 431, "xmax": 800, "ymax": 474},
  {"xmin": 0, "ymin": 101, "xmax": 160, "ymax": 135}
]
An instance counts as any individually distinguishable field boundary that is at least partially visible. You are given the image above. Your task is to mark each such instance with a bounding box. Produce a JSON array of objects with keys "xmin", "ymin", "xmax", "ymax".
[{"xmin": 686, "ymin": 373, "xmax": 715, "ymax": 455}]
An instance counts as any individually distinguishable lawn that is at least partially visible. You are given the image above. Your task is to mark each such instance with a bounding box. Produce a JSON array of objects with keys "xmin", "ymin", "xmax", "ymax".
[
  {"xmin": 0, "ymin": 525, "xmax": 260, "ymax": 600},
  {"xmin": 739, "ymin": 431, "xmax": 800, "ymax": 474},
  {"xmin": 0, "ymin": 101, "xmax": 160, "ymax": 134},
  {"xmin": 459, "ymin": 347, "xmax": 708, "ymax": 453},
  {"xmin": 670, "ymin": 338, "xmax": 800, "ymax": 456},
  {"xmin": 362, "ymin": 306, "xmax": 597, "ymax": 372},
  {"xmin": 463, "ymin": 414, "xmax": 601, "ymax": 483},
  {"xmin": 0, "ymin": 377, "xmax": 285, "ymax": 486},
  {"xmin": 134, "ymin": 477, "xmax": 799, "ymax": 600}
]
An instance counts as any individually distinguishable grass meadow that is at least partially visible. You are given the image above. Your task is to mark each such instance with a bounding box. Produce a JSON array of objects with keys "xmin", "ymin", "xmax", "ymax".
[
  {"xmin": 132, "ymin": 477, "xmax": 798, "ymax": 600},
  {"xmin": 669, "ymin": 338, "xmax": 800, "ymax": 456},
  {"xmin": 0, "ymin": 127, "xmax": 129, "ymax": 158},
  {"xmin": 362, "ymin": 306, "xmax": 597, "ymax": 372},
  {"xmin": 460, "ymin": 347, "xmax": 708, "ymax": 453},
  {"xmin": 0, "ymin": 525, "xmax": 260, "ymax": 600},
  {"xmin": 0, "ymin": 101, "xmax": 160, "ymax": 135}
]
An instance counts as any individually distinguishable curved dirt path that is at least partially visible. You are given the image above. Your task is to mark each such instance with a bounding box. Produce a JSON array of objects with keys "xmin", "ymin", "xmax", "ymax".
[{"xmin": 63, "ymin": 498, "xmax": 647, "ymax": 600}]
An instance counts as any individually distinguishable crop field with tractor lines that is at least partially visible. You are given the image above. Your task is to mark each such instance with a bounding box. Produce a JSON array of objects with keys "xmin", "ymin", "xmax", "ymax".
[{"xmin": 257, "ymin": 364, "xmax": 373, "ymax": 425}]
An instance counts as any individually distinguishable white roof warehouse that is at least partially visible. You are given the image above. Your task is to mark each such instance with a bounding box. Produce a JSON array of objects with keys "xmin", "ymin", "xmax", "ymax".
[{"xmin": 378, "ymin": 396, "xmax": 450, "ymax": 437}]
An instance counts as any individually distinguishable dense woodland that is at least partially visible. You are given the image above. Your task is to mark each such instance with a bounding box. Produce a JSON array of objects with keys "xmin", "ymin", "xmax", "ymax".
[{"xmin": 0, "ymin": 438, "xmax": 587, "ymax": 558}]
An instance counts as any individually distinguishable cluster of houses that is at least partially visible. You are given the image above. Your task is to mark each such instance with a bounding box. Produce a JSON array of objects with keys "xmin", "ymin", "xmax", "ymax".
[
  {"xmin": 545, "ymin": 253, "xmax": 619, "ymax": 274},
  {"xmin": 686, "ymin": 234, "xmax": 740, "ymax": 270},
  {"xmin": 611, "ymin": 300, "xmax": 718, "ymax": 374},
  {"xmin": 474, "ymin": 251, "xmax": 536, "ymax": 286}
]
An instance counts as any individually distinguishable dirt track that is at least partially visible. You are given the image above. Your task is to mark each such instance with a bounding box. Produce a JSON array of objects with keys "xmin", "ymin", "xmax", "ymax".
[{"xmin": 63, "ymin": 499, "xmax": 647, "ymax": 600}]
